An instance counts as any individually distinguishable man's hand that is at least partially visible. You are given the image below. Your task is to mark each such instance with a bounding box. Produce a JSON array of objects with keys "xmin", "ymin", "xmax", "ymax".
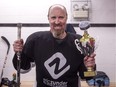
[
  {"xmin": 13, "ymin": 39, "xmax": 24, "ymax": 52},
  {"xmin": 84, "ymin": 53, "xmax": 96, "ymax": 68}
]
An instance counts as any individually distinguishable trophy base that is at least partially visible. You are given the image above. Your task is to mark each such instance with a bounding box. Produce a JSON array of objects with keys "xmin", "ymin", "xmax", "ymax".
[{"xmin": 84, "ymin": 71, "xmax": 96, "ymax": 77}]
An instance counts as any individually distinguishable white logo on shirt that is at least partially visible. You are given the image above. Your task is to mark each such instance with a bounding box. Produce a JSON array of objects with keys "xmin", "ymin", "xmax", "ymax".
[{"xmin": 44, "ymin": 52, "xmax": 70, "ymax": 79}]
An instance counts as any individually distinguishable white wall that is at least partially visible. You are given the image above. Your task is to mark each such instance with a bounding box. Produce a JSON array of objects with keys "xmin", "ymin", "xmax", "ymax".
[
  {"xmin": 90, "ymin": 0, "xmax": 115, "ymax": 23},
  {"xmin": 0, "ymin": 0, "xmax": 115, "ymax": 83},
  {"xmin": 115, "ymin": 27, "xmax": 116, "ymax": 83},
  {"xmin": 0, "ymin": 0, "xmax": 115, "ymax": 23},
  {"xmin": 0, "ymin": 0, "xmax": 71, "ymax": 23}
]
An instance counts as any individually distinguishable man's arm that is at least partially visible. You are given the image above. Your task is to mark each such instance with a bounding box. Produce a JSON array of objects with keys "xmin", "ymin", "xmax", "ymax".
[{"xmin": 12, "ymin": 52, "xmax": 32, "ymax": 73}]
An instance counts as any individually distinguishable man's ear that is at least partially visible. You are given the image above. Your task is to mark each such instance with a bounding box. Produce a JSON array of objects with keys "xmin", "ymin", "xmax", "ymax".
[{"xmin": 47, "ymin": 15, "xmax": 49, "ymax": 20}]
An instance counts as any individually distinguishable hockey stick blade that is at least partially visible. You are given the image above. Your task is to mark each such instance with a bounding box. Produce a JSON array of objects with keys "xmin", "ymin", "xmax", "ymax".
[{"xmin": 1, "ymin": 36, "xmax": 10, "ymax": 54}]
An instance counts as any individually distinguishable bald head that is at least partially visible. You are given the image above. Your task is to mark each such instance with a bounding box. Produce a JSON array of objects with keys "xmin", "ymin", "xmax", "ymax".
[{"xmin": 48, "ymin": 4, "xmax": 68, "ymax": 17}]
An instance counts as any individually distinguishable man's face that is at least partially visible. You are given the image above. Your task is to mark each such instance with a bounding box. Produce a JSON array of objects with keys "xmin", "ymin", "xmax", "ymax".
[{"xmin": 48, "ymin": 7, "xmax": 67, "ymax": 37}]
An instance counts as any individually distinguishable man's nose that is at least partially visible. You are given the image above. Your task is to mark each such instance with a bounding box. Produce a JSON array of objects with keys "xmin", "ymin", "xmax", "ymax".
[{"xmin": 55, "ymin": 18, "xmax": 60, "ymax": 24}]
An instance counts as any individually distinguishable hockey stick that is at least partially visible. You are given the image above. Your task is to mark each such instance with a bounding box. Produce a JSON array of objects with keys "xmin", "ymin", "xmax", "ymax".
[
  {"xmin": 16, "ymin": 23, "xmax": 22, "ymax": 87},
  {"xmin": 0, "ymin": 36, "xmax": 10, "ymax": 86},
  {"xmin": 1, "ymin": 36, "xmax": 10, "ymax": 54}
]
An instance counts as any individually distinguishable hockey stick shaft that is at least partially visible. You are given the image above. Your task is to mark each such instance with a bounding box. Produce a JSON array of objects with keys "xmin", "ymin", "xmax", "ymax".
[{"xmin": 17, "ymin": 23, "xmax": 22, "ymax": 87}]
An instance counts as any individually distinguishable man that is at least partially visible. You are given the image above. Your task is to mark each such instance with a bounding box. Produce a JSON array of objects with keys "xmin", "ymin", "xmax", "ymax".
[{"xmin": 13, "ymin": 4, "xmax": 96, "ymax": 87}]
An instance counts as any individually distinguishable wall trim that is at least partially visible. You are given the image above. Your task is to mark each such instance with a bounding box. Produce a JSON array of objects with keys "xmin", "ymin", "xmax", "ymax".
[{"xmin": 0, "ymin": 23, "xmax": 115, "ymax": 27}]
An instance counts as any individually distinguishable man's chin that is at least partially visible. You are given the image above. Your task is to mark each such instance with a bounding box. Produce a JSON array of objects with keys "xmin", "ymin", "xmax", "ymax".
[{"xmin": 52, "ymin": 31, "xmax": 61, "ymax": 38}]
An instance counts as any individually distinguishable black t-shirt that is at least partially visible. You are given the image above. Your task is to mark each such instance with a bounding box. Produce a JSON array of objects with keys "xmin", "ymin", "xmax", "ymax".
[{"xmin": 13, "ymin": 31, "xmax": 87, "ymax": 87}]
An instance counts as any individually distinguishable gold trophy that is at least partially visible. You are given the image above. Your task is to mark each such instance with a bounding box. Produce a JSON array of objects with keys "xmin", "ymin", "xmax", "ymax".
[{"xmin": 79, "ymin": 21, "xmax": 96, "ymax": 77}]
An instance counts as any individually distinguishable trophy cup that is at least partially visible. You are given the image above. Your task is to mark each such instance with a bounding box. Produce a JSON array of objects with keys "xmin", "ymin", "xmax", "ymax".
[{"xmin": 77, "ymin": 21, "xmax": 97, "ymax": 77}]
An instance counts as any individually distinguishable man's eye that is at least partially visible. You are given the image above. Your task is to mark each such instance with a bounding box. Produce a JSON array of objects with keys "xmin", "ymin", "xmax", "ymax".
[
  {"xmin": 50, "ymin": 16, "xmax": 65, "ymax": 20},
  {"xmin": 59, "ymin": 16, "xmax": 64, "ymax": 19},
  {"xmin": 51, "ymin": 17, "xmax": 56, "ymax": 19}
]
